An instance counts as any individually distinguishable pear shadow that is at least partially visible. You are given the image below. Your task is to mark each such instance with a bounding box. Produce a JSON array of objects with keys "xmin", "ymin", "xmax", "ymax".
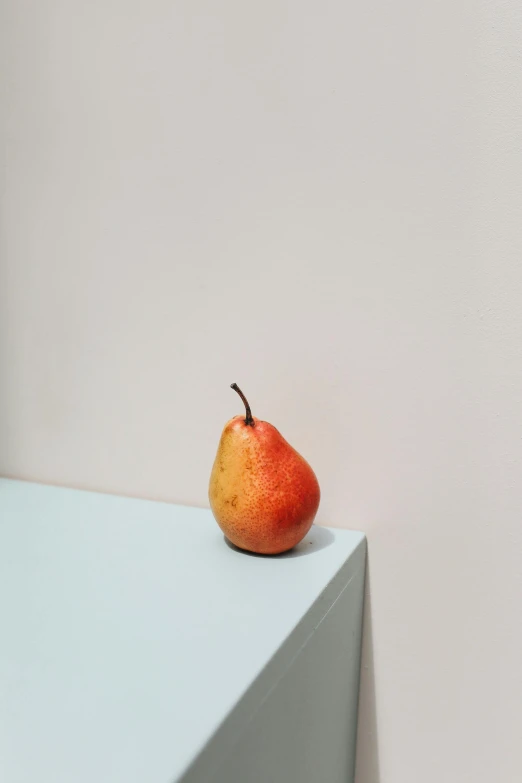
[
  {"xmin": 354, "ymin": 551, "xmax": 381, "ymax": 783},
  {"xmin": 223, "ymin": 524, "xmax": 336, "ymax": 559}
]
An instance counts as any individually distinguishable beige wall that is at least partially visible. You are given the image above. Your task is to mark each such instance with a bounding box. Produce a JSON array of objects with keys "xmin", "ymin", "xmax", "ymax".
[{"xmin": 1, "ymin": 2, "xmax": 521, "ymax": 781}]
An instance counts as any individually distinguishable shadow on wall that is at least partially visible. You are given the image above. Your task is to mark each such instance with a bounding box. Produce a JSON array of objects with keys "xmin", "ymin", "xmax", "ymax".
[
  {"xmin": 355, "ymin": 554, "xmax": 381, "ymax": 783},
  {"xmin": 0, "ymin": 319, "xmax": 7, "ymax": 473}
]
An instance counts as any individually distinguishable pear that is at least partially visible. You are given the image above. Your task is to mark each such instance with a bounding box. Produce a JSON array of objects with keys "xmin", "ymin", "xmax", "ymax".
[{"xmin": 209, "ymin": 384, "xmax": 320, "ymax": 555}]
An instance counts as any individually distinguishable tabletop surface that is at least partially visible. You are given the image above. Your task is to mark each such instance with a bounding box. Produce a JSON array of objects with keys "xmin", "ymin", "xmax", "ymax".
[{"xmin": 0, "ymin": 479, "xmax": 365, "ymax": 783}]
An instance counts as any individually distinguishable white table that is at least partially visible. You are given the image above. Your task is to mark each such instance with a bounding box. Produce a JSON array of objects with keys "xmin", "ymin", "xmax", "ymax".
[{"xmin": 0, "ymin": 479, "xmax": 366, "ymax": 783}]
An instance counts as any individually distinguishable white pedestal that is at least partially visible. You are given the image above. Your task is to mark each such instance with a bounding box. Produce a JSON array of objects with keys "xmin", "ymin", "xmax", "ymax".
[{"xmin": 0, "ymin": 479, "xmax": 366, "ymax": 783}]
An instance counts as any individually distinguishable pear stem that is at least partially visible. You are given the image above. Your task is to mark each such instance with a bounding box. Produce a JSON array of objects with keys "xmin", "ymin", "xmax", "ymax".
[{"xmin": 231, "ymin": 383, "xmax": 254, "ymax": 426}]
